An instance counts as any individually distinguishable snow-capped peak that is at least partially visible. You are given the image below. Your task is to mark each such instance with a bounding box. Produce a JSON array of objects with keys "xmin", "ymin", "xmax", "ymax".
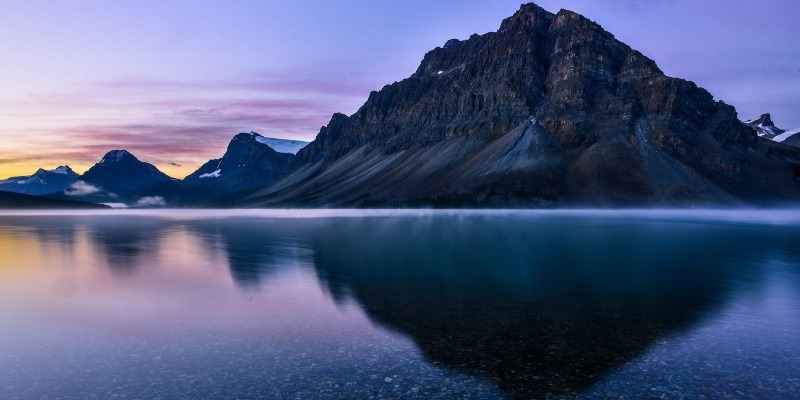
[
  {"xmin": 229, "ymin": 132, "xmax": 308, "ymax": 154},
  {"xmin": 742, "ymin": 113, "xmax": 799, "ymax": 146},
  {"xmin": 757, "ymin": 124, "xmax": 779, "ymax": 137},
  {"xmin": 51, "ymin": 166, "xmax": 73, "ymax": 175},
  {"xmin": 743, "ymin": 113, "xmax": 785, "ymax": 139},
  {"xmin": 744, "ymin": 113, "xmax": 775, "ymax": 127},
  {"xmin": 0, "ymin": 164, "xmax": 79, "ymax": 195},
  {"xmin": 100, "ymin": 150, "xmax": 132, "ymax": 164},
  {"xmin": 254, "ymin": 136, "xmax": 309, "ymax": 154}
]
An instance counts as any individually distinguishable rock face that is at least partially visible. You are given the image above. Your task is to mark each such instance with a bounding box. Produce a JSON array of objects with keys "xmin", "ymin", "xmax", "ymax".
[
  {"xmin": 744, "ymin": 113, "xmax": 800, "ymax": 148},
  {"xmin": 248, "ymin": 3, "xmax": 800, "ymax": 207},
  {"xmin": 744, "ymin": 113, "xmax": 784, "ymax": 139},
  {"xmin": 65, "ymin": 150, "xmax": 181, "ymax": 205},
  {"xmin": 0, "ymin": 166, "xmax": 78, "ymax": 195},
  {"xmin": 183, "ymin": 132, "xmax": 297, "ymax": 199}
]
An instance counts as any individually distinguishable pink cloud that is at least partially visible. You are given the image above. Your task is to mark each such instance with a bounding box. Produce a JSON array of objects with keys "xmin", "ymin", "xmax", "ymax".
[
  {"xmin": 0, "ymin": 73, "xmax": 373, "ymax": 176},
  {"xmin": 97, "ymin": 72, "xmax": 379, "ymax": 99}
]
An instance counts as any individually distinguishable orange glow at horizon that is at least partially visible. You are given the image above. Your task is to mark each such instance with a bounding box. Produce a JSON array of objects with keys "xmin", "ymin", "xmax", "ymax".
[{"xmin": 0, "ymin": 155, "xmax": 200, "ymax": 181}]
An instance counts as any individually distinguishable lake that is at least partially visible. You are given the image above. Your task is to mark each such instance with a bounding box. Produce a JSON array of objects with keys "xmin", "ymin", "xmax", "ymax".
[{"xmin": 1, "ymin": 209, "xmax": 799, "ymax": 399}]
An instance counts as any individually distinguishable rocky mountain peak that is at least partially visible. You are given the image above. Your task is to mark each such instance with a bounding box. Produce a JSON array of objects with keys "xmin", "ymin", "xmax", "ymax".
[
  {"xmin": 742, "ymin": 113, "xmax": 800, "ymax": 146},
  {"xmin": 229, "ymin": 132, "xmax": 269, "ymax": 150},
  {"xmin": 442, "ymin": 39, "xmax": 463, "ymax": 49},
  {"xmin": 183, "ymin": 131, "xmax": 297, "ymax": 197},
  {"xmin": 226, "ymin": 131, "xmax": 309, "ymax": 156},
  {"xmin": 551, "ymin": 8, "xmax": 587, "ymax": 29},
  {"xmin": 99, "ymin": 150, "xmax": 136, "ymax": 164},
  {"xmin": 743, "ymin": 113, "xmax": 785, "ymax": 139},
  {"xmin": 250, "ymin": 3, "xmax": 800, "ymax": 207},
  {"xmin": 224, "ymin": 132, "xmax": 278, "ymax": 161},
  {"xmin": 744, "ymin": 113, "xmax": 775, "ymax": 127},
  {"xmin": 30, "ymin": 166, "xmax": 77, "ymax": 178},
  {"xmin": 0, "ymin": 164, "xmax": 80, "ymax": 196},
  {"xmin": 498, "ymin": 3, "xmax": 553, "ymax": 32},
  {"xmin": 232, "ymin": 131, "xmax": 261, "ymax": 141},
  {"xmin": 51, "ymin": 166, "xmax": 76, "ymax": 175},
  {"xmin": 69, "ymin": 149, "xmax": 178, "ymax": 206}
]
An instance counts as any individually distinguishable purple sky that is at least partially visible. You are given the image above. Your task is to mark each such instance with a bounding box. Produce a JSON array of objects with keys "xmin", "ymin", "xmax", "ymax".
[{"xmin": 0, "ymin": 0, "xmax": 797, "ymax": 179}]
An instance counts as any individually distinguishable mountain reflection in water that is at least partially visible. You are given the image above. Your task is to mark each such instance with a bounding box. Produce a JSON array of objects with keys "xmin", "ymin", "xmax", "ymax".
[{"xmin": 1, "ymin": 210, "xmax": 799, "ymax": 399}]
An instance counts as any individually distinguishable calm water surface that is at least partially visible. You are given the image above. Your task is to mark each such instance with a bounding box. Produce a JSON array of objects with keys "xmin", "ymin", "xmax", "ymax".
[{"xmin": 1, "ymin": 210, "xmax": 799, "ymax": 399}]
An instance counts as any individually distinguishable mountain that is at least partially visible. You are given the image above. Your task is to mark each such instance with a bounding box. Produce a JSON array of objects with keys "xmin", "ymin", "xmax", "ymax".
[
  {"xmin": 246, "ymin": 3, "xmax": 800, "ymax": 207},
  {"xmin": 778, "ymin": 129, "xmax": 800, "ymax": 147},
  {"xmin": 0, "ymin": 190, "xmax": 107, "ymax": 209},
  {"xmin": 744, "ymin": 113, "xmax": 800, "ymax": 147},
  {"xmin": 0, "ymin": 166, "xmax": 78, "ymax": 195},
  {"xmin": 743, "ymin": 113, "xmax": 784, "ymax": 139},
  {"xmin": 63, "ymin": 150, "xmax": 181, "ymax": 206},
  {"xmin": 249, "ymin": 136, "xmax": 308, "ymax": 154},
  {"xmin": 183, "ymin": 133, "xmax": 301, "ymax": 199}
]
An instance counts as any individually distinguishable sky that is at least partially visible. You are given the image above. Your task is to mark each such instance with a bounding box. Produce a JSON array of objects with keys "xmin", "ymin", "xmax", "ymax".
[{"xmin": 0, "ymin": 0, "xmax": 797, "ymax": 179}]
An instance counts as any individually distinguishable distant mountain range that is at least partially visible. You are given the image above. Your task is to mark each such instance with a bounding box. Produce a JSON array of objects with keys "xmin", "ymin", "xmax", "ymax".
[
  {"xmin": 0, "ymin": 166, "xmax": 78, "ymax": 195},
  {"xmin": 0, "ymin": 190, "xmax": 107, "ymax": 209},
  {"xmin": 2, "ymin": 3, "xmax": 799, "ymax": 209},
  {"xmin": 743, "ymin": 113, "xmax": 800, "ymax": 147},
  {"xmin": 0, "ymin": 135, "xmax": 307, "ymax": 208}
]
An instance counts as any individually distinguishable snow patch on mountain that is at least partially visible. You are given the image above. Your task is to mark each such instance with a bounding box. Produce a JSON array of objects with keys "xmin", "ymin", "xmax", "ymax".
[
  {"xmin": 755, "ymin": 124, "xmax": 776, "ymax": 136},
  {"xmin": 742, "ymin": 114, "xmax": 793, "ymax": 142},
  {"xmin": 199, "ymin": 169, "xmax": 222, "ymax": 178},
  {"xmin": 100, "ymin": 150, "xmax": 131, "ymax": 164},
  {"xmin": 773, "ymin": 128, "xmax": 800, "ymax": 143},
  {"xmin": 254, "ymin": 136, "xmax": 309, "ymax": 154}
]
